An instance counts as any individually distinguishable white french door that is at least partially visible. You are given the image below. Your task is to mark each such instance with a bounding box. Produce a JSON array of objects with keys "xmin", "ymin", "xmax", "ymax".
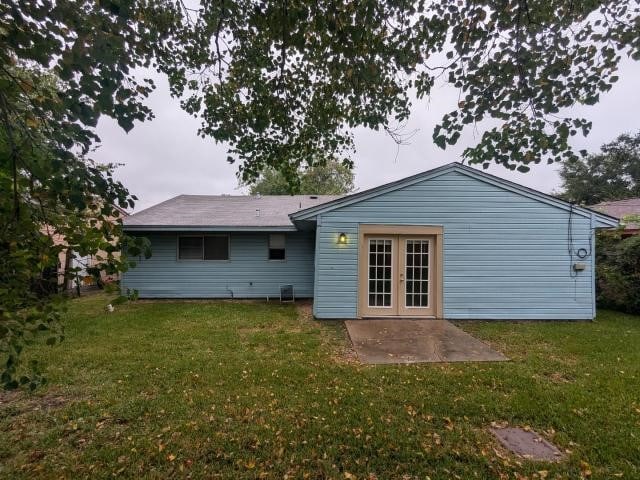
[
  {"xmin": 398, "ymin": 238, "xmax": 433, "ymax": 316},
  {"xmin": 360, "ymin": 235, "xmax": 435, "ymax": 317}
]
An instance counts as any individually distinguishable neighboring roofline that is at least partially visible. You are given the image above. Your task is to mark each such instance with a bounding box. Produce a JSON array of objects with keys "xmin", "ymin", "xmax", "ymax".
[
  {"xmin": 589, "ymin": 198, "xmax": 640, "ymax": 223},
  {"xmin": 290, "ymin": 162, "xmax": 619, "ymax": 227},
  {"xmin": 123, "ymin": 225, "xmax": 298, "ymax": 232},
  {"xmin": 590, "ymin": 197, "xmax": 640, "ymax": 207}
]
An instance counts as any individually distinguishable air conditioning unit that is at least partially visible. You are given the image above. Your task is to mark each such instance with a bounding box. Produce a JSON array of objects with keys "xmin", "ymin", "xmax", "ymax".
[{"xmin": 280, "ymin": 284, "xmax": 295, "ymax": 303}]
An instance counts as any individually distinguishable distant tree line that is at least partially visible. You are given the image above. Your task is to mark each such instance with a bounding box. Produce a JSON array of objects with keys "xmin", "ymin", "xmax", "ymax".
[
  {"xmin": 559, "ymin": 131, "xmax": 640, "ymax": 205},
  {"xmin": 246, "ymin": 159, "xmax": 355, "ymax": 195}
]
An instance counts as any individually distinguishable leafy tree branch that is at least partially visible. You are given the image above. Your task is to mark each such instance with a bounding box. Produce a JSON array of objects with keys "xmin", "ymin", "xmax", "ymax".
[
  {"xmin": 1, "ymin": 1, "xmax": 156, "ymax": 388},
  {"xmin": 157, "ymin": 0, "xmax": 639, "ymax": 179}
]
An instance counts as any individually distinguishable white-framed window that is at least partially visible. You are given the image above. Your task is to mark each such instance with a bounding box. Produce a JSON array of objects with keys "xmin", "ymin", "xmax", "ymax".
[
  {"xmin": 178, "ymin": 235, "xmax": 229, "ymax": 260},
  {"xmin": 268, "ymin": 233, "xmax": 286, "ymax": 260}
]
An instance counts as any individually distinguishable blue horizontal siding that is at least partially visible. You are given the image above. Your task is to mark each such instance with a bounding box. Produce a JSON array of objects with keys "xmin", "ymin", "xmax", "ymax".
[
  {"xmin": 122, "ymin": 231, "xmax": 315, "ymax": 298},
  {"xmin": 314, "ymin": 170, "xmax": 595, "ymax": 320}
]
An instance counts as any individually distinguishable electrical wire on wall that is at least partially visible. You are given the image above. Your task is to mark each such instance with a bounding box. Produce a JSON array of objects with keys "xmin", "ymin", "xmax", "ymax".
[
  {"xmin": 567, "ymin": 203, "xmax": 594, "ymax": 299},
  {"xmin": 568, "ymin": 204, "xmax": 578, "ymax": 278}
]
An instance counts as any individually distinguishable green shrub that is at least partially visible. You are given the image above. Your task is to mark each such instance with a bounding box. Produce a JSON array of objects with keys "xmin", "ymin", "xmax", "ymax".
[
  {"xmin": 109, "ymin": 288, "xmax": 139, "ymax": 307},
  {"xmin": 596, "ymin": 231, "xmax": 640, "ymax": 314}
]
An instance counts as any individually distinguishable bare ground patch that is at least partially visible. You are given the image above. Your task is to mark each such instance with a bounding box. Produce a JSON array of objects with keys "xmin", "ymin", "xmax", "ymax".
[
  {"xmin": 0, "ymin": 388, "xmax": 75, "ymax": 418},
  {"xmin": 296, "ymin": 301, "xmax": 359, "ymax": 365},
  {"xmin": 532, "ymin": 371, "xmax": 576, "ymax": 384}
]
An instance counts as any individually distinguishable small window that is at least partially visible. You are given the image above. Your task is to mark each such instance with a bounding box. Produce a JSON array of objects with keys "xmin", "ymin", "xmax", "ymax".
[
  {"xmin": 178, "ymin": 235, "xmax": 229, "ymax": 260},
  {"xmin": 178, "ymin": 236, "xmax": 203, "ymax": 260},
  {"xmin": 204, "ymin": 236, "xmax": 229, "ymax": 260},
  {"xmin": 268, "ymin": 234, "xmax": 286, "ymax": 260}
]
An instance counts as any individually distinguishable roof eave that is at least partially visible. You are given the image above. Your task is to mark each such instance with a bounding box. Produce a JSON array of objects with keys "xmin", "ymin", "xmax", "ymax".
[
  {"xmin": 591, "ymin": 213, "xmax": 620, "ymax": 228},
  {"xmin": 123, "ymin": 225, "xmax": 298, "ymax": 232}
]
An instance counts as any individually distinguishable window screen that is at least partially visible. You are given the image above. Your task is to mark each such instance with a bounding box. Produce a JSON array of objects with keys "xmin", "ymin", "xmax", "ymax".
[
  {"xmin": 204, "ymin": 236, "xmax": 229, "ymax": 260},
  {"xmin": 178, "ymin": 236, "xmax": 203, "ymax": 260},
  {"xmin": 268, "ymin": 234, "xmax": 286, "ymax": 260},
  {"xmin": 178, "ymin": 235, "xmax": 229, "ymax": 260}
]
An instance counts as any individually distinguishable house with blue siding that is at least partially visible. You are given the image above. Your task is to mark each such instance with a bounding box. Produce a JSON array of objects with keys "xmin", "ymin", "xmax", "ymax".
[{"xmin": 123, "ymin": 163, "xmax": 617, "ymax": 320}]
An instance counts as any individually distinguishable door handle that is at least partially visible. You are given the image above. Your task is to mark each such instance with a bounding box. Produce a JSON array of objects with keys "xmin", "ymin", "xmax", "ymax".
[{"xmin": 400, "ymin": 273, "xmax": 404, "ymax": 282}]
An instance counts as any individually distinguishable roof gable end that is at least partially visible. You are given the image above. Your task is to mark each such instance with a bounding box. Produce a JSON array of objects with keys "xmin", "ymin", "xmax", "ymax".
[
  {"xmin": 290, "ymin": 163, "xmax": 459, "ymax": 221},
  {"xmin": 290, "ymin": 162, "xmax": 618, "ymax": 228}
]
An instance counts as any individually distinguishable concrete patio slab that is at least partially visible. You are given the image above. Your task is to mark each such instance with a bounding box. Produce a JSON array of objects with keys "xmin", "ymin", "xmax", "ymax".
[{"xmin": 344, "ymin": 319, "xmax": 507, "ymax": 364}]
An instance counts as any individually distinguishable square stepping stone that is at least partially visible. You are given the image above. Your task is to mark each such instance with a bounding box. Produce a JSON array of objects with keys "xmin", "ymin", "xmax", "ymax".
[{"xmin": 490, "ymin": 427, "xmax": 565, "ymax": 462}]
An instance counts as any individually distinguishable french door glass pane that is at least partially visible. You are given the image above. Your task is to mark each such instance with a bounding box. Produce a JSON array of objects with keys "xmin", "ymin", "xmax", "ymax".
[
  {"xmin": 405, "ymin": 239, "xmax": 429, "ymax": 308},
  {"xmin": 368, "ymin": 239, "xmax": 392, "ymax": 307}
]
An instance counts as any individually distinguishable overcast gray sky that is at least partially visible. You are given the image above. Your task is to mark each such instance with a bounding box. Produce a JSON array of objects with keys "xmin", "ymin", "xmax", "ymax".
[{"xmin": 93, "ymin": 59, "xmax": 640, "ymax": 212}]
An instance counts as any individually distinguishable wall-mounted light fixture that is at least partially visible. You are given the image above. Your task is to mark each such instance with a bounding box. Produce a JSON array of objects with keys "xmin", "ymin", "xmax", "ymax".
[{"xmin": 338, "ymin": 233, "xmax": 348, "ymax": 244}]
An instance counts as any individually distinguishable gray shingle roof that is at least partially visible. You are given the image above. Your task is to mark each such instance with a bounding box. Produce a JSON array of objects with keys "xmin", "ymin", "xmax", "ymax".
[
  {"xmin": 590, "ymin": 198, "xmax": 640, "ymax": 230},
  {"xmin": 123, "ymin": 194, "xmax": 341, "ymax": 230}
]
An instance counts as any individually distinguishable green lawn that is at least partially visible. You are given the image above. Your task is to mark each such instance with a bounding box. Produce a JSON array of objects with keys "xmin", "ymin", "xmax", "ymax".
[{"xmin": 1, "ymin": 294, "xmax": 639, "ymax": 479}]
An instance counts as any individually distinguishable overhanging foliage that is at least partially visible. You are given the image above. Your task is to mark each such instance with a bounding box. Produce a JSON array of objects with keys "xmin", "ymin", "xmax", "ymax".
[
  {"xmin": 155, "ymin": 0, "xmax": 640, "ymax": 181},
  {"xmin": 1, "ymin": 2, "xmax": 155, "ymax": 389}
]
